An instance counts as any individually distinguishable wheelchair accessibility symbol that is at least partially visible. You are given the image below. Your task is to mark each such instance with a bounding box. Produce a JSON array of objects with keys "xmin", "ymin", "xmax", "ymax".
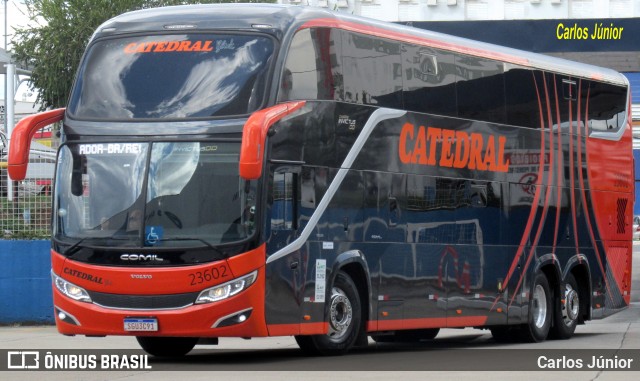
[{"xmin": 145, "ymin": 226, "xmax": 164, "ymax": 246}]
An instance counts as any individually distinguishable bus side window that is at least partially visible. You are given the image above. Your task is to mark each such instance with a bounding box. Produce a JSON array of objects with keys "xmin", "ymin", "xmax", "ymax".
[
  {"xmin": 588, "ymin": 81, "xmax": 627, "ymax": 133},
  {"xmin": 505, "ymin": 66, "xmax": 542, "ymax": 129},
  {"xmin": 272, "ymin": 172, "xmax": 297, "ymax": 230},
  {"xmin": 278, "ymin": 28, "xmax": 343, "ymax": 102},
  {"xmin": 456, "ymin": 55, "xmax": 506, "ymax": 125},
  {"xmin": 342, "ymin": 31, "xmax": 403, "ymax": 108},
  {"xmin": 402, "ymin": 44, "xmax": 457, "ymax": 117}
]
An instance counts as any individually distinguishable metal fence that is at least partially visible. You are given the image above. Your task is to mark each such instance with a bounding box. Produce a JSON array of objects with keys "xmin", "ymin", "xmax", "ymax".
[{"xmin": 1, "ymin": 138, "xmax": 56, "ymax": 239}]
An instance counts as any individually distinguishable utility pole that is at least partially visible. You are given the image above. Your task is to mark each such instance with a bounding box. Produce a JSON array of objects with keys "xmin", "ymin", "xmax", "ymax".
[
  {"xmin": 6, "ymin": 62, "xmax": 13, "ymax": 201},
  {"xmin": 3, "ymin": 0, "xmax": 6, "ymax": 50},
  {"xmin": 3, "ymin": 0, "xmax": 8, "ymax": 134}
]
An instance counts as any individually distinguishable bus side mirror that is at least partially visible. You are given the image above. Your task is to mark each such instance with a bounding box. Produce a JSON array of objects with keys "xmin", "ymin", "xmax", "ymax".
[
  {"xmin": 239, "ymin": 101, "xmax": 305, "ymax": 180},
  {"xmin": 8, "ymin": 108, "xmax": 65, "ymax": 180}
]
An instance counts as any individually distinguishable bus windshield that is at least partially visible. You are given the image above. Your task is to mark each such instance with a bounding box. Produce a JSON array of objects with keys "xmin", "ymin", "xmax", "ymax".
[
  {"xmin": 68, "ymin": 33, "xmax": 275, "ymax": 119},
  {"xmin": 54, "ymin": 142, "xmax": 257, "ymax": 248}
]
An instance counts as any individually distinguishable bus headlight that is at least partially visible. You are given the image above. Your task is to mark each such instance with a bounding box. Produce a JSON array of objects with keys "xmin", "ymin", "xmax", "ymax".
[
  {"xmin": 195, "ymin": 271, "xmax": 257, "ymax": 304},
  {"xmin": 52, "ymin": 271, "xmax": 92, "ymax": 303}
]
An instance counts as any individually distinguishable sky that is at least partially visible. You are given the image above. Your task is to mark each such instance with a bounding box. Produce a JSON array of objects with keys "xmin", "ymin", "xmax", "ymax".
[
  {"xmin": 0, "ymin": 0, "xmax": 33, "ymax": 51},
  {"xmin": 1, "ymin": 1, "xmax": 35, "ymax": 103}
]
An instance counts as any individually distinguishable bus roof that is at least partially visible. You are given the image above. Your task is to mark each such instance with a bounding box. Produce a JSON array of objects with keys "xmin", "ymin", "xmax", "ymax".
[{"xmin": 95, "ymin": 3, "xmax": 627, "ymax": 87}]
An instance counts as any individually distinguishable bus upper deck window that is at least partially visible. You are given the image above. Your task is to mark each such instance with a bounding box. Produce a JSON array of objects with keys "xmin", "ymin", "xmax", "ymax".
[{"xmin": 68, "ymin": 34, "xmax": 275, "ymax": 120}]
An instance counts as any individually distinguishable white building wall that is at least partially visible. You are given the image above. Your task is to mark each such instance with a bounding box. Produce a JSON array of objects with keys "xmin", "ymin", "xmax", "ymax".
[{"xmin": 278, "ymin": 0, "xmax": 640, "ymax": 21}]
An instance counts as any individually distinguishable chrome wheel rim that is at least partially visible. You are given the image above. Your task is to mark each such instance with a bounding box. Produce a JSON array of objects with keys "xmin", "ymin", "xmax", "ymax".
[
  {"xmin": 532, "ymin": 284, "xmax": 548, "ymax": 329},
  {"xmin": 328, "ymin": 287, "xmax": 353, "ymax": 342},
  {"xmin": 562, "ymin": 284, "xmax": 580, "ymax": 326}
]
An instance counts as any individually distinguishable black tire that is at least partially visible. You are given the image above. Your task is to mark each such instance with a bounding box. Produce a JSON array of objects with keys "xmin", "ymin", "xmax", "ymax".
[
  {"xmin": 295, "ymin": 271, "xmax": 362, "ymax": 356},
  {"xmin": 519, "ymin": 272, "xmax": 552, "ymax": 343},
  {"xmin": 549, "ymin": 273, "xmax": 579, "ymax": 340},
  {"xmin": 136, "ymin": 336, "xmax": 198, "ymax": 357}
]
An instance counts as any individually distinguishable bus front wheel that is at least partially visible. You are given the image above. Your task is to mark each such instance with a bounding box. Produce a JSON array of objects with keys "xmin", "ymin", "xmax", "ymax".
[
  {"xmin": 295, "ymin": 271, "xmax": 362, "ymax": 356},
  {"xmin": 136, "ymin": 336, "xmax": 198, "ymax": 357}
]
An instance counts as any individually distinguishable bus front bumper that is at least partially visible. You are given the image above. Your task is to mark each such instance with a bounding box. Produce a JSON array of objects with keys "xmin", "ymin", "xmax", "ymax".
[{"xmin": 52, "ymin": 270, "xmax": 269, "ymax": 338}]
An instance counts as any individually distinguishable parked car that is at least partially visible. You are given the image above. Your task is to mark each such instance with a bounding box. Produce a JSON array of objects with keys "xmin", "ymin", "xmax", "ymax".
[
  {"xmin": 1, "ymin": 129, "xmax": 56, "ymax": 197},
  {"xmin": 633, "ymin": 215, "xmax": 640, "ymax": 240}
]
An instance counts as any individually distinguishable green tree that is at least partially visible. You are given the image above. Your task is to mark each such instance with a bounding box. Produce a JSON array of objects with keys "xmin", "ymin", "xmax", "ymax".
[{"xmin": 12, "ymin": 0, "xmax": 275, "ymax": 110}]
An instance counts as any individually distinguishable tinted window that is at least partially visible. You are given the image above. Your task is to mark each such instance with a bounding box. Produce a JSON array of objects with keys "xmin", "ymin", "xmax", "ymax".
[
  {"xmin": 279, "ymin": 28, "xmax": 343, "ymax": 102},
  {"xmin": 589, "ymin": 81, "xmax": 627, "ymax": 133},
  {"xmin": 69, "ymin": 34, "xmax": 274, "ymax": 119},
  {"xmin": 271, "ymin": 172, "xmax": 297, "ymax": 230},
  {"xmin": 456, "ymin": 55, "xmax": 505, "ymax": 124},
  {"xmin": 505, "ymin": 67, "xmax": 543, "ymax": 129},
  {"xmin": 342, "ymin": 32, "xmax": 403, "ymax": 108},
  {"xmin": 402, "ymin": 44, "xmax": 457, "ymax": 117}
]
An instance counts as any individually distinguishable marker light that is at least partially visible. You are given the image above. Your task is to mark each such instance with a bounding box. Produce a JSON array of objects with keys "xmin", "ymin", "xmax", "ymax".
[
  {"xmin": 195, "ymin": 271, "xmax": 257, "ymax": 304},
  {"xmin": 52, "ymin": 271, "xmax": 92, "ymax": 303}
]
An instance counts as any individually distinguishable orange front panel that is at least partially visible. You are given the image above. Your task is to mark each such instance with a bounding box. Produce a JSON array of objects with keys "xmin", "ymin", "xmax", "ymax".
[
  {"xmin": 52, "ymin": 245, "xmax": 265, "ymax": 295},
  {"xmin": 266, "ymin": 322, "xmax": 328, "ymax": 336},
  {"xmin": 52, "ymin": 245, "xmax": 268, "ymax": 337},
  {"xmin": 53, "ymin": 265, "xmax": 268, "ymax": 338}
]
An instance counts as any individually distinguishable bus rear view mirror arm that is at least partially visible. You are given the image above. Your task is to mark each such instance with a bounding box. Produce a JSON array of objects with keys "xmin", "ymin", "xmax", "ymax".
[
  {"xmin": 239, "ymin": 101, "xmax": 305, "ymax": 180},
  {"xmin": 8, "ymin": 108, "xmax": 65, "ymax": 181}
]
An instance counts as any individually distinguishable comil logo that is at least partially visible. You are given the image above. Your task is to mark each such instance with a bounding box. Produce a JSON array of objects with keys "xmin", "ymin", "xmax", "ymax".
[
  {"xmin": 7, "ymin": 351, "xmax": 40, "ymax": 369},
  {"xmin": 120, "ymin": 254, "xmax": 164, "ymax": 262}
]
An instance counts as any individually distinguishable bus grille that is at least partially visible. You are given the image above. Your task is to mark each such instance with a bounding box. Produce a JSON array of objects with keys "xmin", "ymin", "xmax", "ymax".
[{"xmin": 88, "ymin": 291, "xmax": 200, "ymax": 310}]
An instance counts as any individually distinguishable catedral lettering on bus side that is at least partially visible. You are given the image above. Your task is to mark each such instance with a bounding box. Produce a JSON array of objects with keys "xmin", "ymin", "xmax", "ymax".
[{"xmin": 398, "ymin": 123, "xmax": 510, "ymax": 172}]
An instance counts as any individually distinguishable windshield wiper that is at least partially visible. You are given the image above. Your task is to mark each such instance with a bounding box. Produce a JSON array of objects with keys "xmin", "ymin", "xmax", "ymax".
[
  {"xmin": 58, "ymin": 235, "xmax": 138, "ymax": 256},
  {"xmin": 62, "ymin": 237, "xmax": 88, "ymax": 256}
]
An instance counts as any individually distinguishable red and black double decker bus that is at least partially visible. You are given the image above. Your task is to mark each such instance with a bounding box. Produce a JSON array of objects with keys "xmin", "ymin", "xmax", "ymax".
[{"xmin": 9, "ymin": 4, "xmax": 632, "ymax": 356}]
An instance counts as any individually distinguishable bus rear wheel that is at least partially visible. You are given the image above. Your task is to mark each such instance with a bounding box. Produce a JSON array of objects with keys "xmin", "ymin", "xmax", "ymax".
[
  {"xmin": 549, "ymin": 273, "xmax": 579, "ymax": 340},
  {"xmin": 136, "ymin": 336, "xmax": 198, "ymax": 357},
  {"xmin": 295, "ymin": 271, "xmax": 362, "ymax": 356}
]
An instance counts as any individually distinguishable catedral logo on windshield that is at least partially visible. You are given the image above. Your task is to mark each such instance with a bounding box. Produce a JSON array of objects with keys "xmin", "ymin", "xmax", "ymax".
[
  {"xmin": 124, "ymin": 40, "xmax": 214, "ymax": 54},
  {"xmin": 399, "ymin": 123, "xmax": 510, "ymax": 173}
]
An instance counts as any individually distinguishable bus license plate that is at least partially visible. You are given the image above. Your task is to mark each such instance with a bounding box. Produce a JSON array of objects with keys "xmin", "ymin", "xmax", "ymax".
[{"xmin": 124, "ymin": 318, "xmax": 158, "ymax": 332}]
